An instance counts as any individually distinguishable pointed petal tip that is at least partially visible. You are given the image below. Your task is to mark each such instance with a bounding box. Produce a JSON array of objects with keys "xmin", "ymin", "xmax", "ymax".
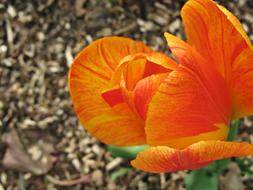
[{"xmin": 180, "ymin": 0, "xmax": 251, "ymax": 80}]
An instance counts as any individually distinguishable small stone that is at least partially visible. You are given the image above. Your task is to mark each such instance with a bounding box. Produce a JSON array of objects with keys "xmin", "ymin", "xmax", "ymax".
[
  {"xmin": 24, "ymin": 173, "xmax": 32, "ymax": 180},
  {"xmin": 242, "ymin": 23, "xmax": 249, "ymax": 33},
  {"xmin": 138, "ymin": 181, "xmax": 147, "ymax": 190},
  {"xmin": 91, "ymin": 144, "xmax": 100, "ymax": 155},
  {"xmin": 238, "ymin": 0, "xmax": 247, "ymax": 7},
  {"xmin": 81, "ymin": 153, "xmax": 93, "ymax": 162},
  {"xmin": 0, "ymin": 45, "xmax": 7, "ymax": 53},
  {"xmin": 67, "ymin": 153, "xmax": 77, "ymax": 160},
  {"xmin": 106, "ymin": 157, "xmax": 123, "ymax": 171},
  {"xmin": 75, "ymin": 0, "xmax": 87, "ymax": 17},
  {"xmin": 65, "ymin": 46, "xmax": 73, "ymax": 67},
  {"xmin": 37, "ymin": 32, "xmax": 46, "ymax": 41},
  {"xmin": 0, "ymin": 173, "xmax": 7, "ymax": 184},
  {"xmin": 18, "ymin": 12, "xmax": 33, "ymax": 23},
  {"xmin": 154, "ymin": 2, "xmax": 167, "ymax": 11},
  {"xmin": 85, "ymin": 159, "xmax": 96, "ymax": 168},
  {"xmin": 137, "ymin": 19, "xmax": 155, "ymax": 32},
  {"xmin": 92, "ymin": 170, "xmax": 103, "ymax": 186},
  {"xmin": 28, "ymin": 145, "xmax": 42, "ymax": 160},
  {"xmin": 84, "ymin": 147, "xmax": 91, "ymax": 154},
  {"xmin": 66, "ymin": 131, "xmax": 73, "ymax": 138},
  {"xmin": 168, "ymin": 19, "xmax": 181, "ymax": 33},
  {"xmin": 244, "ymin": 117, "xmax": 252, "ymax": 127},
  {"xmin": 41, "ymin": 155, "xmax": 49, "ymax": 164},
  {"xmin": 86, "ymin": 35, "xmax": 93, "ymax": 43},
  {"xmin": 65, "ymin": 139, "xmax": 76, "ymax": 154},
  {"xmin": 72, "ymin": 158, "xmax": 81, "ymax": 171},
  {"xmin": 65, "ymin": 23, "xmax": 71, "ymax": 29},
  {"xmin": 244, "ymin": 13, "xmax": 253, "ymax": 23},
  {"xmin": 0, "ymin": 4, "xmax": 4, "ymax": 10},
  {"xmin": 7, "ymin": 5, "xmax": 17, "ymax": 18},
  {"xmin": 96, "ymin": 28, "xmax": 112, "ymax": 37},
  {"xmin": 23, "ymin": 118, "xmax": 36, "ymax": 127},
  {"xmin": 150, "ymin": 13, "xmax": 168, "ymax": 25}
]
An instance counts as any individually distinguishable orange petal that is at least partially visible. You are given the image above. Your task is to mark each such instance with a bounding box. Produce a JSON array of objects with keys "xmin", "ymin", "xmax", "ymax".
[
  {"xmin": 218, "ymin": 5, "xmax": 252, "ymax": 47},
  {"xmin": 101, "ymin": 87, "xmax": 124, "ymax": 107},
  {"xmin": 69, "ymin": 37, "xmax": 152, "ymax": 146},
  {"xmin": 106, "ymin": 51, "xmax": 177, "ymax": 119},
  {"xmin": 131, "ymin": 141, "xmax": 253, "ymax": 173},
  {"xmin": 133, "ymin": 73, "xmax": 169, "ymax": 119},
  {"xmin": 181, "ymin": 0, "xmax": 252, "ymax": 81},
  {"xmin": 119, "ymin": 52, "xmax": 178, "ymax": 71},
  {"xmin": 165, "ymin": 33, "xmax": 232, "ymax": 122},
  {"xmin": 121, "ymin": 58, "xmax": 147, "ymax": 91},
  {"xmin": 231, "ymin": 49, "xmax": 253, "ymax": 119},
  {"xmin": 146, "ymin": 65, "xmax": 230, "ymax": 149},
  {"xmin": 111, "ymin": 52, "xmax": 177, "ymax": 87},
  {"xmin": 145, "ymin": 34, "xmax": 231, "ymax": 149}
]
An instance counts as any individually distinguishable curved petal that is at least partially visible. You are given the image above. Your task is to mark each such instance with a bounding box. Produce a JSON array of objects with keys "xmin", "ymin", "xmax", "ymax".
[
  {"xmin": 164, "ymin": 33, "xmax": 231, "ymax": 119},
  {"xmin": 119, "ymin": 52, "xmax": 178, "ymax": 71},
  {"xmin": 145, "ymin": 34, "xmax": 231, "ymax": 149},
  {"xmin": 133, "ymin": 73, "xmax": 169, "ymax": 119},
  {"xmin": 101, "ymin": 87, "xmax": 124, "ymax": 107},
  {"xmin": 131, "ymin": 141, "xmax": 253, "ymax": 173},
  {"xmin": 181, "ymin": 0, "xmax": 252, "ymax": 81},
  {"xmin": 103, "ymin": 51, "xmax": 177, "ymax": 119},
  {"xmin": 146, "ymin": 65, "xmax": 229, "ymax": 148},
  {"xmin": 69, "ymin": 37, "xmax": 152, "ymax": 146},
  {"xmin": 231, "ymin": 49, "xmax": 253, "ymax": 119},
  {"xmin": 111, "ymin": 52, "xmax": 178, "ymax": 87},
  {"xmin": 218, "ymin": 5, "xmax": 251, "ymax": 47}
]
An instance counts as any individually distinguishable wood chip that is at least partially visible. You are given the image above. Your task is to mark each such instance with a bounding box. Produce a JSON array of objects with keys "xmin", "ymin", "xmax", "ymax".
[
  {"xmin": 65, "ymin": 45, "xmax": 73, "ymax": 67},
  {"xmin": 106, "ymin": 157, "xmax": 123, "ymax": 171}
]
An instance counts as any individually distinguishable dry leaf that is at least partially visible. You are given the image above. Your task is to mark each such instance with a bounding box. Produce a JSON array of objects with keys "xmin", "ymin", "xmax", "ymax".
[{"xmin": 2, "ymin": 129, "xmax": 57, "ymax": 175}]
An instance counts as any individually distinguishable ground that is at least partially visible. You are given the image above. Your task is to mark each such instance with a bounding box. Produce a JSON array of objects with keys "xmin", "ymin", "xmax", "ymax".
[{"xmin": 1, "ymin": 0, "xmax": 253, "ymax": 189}]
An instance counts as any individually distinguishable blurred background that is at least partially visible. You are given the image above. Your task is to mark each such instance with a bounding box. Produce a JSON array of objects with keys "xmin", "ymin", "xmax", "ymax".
[{"xmin": 1, "ymin": 0, "xmax": 253, "ymax": 189}]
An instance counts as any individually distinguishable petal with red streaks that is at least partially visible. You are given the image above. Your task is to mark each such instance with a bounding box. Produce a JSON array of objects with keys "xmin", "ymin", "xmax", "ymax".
[
  {"xmin": 69, "ymin": 37, "xmax": 152, "ymax": 146},
  {"xmin": 131, "ymin": 141, "xmax": 253, "ymax": 173}
]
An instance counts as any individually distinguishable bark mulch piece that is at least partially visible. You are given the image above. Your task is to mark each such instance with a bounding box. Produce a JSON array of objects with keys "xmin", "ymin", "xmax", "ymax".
[{"xmin": 1, "ymin": 0, "xmax": 253, "ymax": 189}]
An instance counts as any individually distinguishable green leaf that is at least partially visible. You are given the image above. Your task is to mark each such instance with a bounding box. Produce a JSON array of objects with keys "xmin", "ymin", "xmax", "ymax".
[
  {"xmin": 215, "ymin": 159, "xmax": 230, "ymax": 173},
  {"xmin": 185, "ymin": 164, "xmax": 218, "ymax": 190},
  {"xmin": 107, "ymin": 145, "xmax": 148, "ymax": 160}
]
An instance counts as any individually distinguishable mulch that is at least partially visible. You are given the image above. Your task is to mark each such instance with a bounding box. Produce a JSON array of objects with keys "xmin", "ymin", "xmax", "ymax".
[{"xmin": 1, "ymin": 0, "xmax": 253, "ymax": 189}]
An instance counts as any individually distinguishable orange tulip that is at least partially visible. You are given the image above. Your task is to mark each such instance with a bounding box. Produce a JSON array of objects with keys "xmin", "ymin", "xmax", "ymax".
[{"xmin": 69, "ymin": 0, "xmax": 253, "ymax": 173}]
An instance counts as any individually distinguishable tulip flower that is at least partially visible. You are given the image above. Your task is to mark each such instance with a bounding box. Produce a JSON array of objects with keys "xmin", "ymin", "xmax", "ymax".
[{"xmin": 69, "ymin": 0, "xmax": 253, "ymax": 173}]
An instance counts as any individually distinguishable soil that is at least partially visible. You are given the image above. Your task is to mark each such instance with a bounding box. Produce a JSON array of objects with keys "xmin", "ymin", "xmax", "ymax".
[{"xmin": 1, "ymin": 0, "xmax": 253, "ymax": 189}]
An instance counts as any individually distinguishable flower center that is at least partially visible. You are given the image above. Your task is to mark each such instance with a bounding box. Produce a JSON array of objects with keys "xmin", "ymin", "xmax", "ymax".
[{"xmin": 101, "ymin": 52, "xmax": 177, "ymax": 119}]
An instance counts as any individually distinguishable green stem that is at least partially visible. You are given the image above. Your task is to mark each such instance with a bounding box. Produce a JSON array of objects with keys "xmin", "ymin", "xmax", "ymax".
[
  {"xmin": 227, "ymin": 120, "xmax": 240, "ymax": 141},
  {"xmin": 185, "ymin": 120, "xmax": 240, "ymax": 190}
]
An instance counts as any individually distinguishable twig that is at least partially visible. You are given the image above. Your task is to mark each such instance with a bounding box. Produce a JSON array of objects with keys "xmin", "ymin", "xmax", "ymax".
[
  {"xmin": 18, "ymin": 173, "xmax": 26, "ymax": 190},
  {"xmin": 46, "ymin": 175, "xmax": 91, "ymax": 186},
  {"xmin": 65, "ymin": 45, "xmax": 73, "ymax": 68},
  {"xmin": 5, "ymin": 16, "xmax": 14, "ymax": 55},
  {"xmin": 114, "ymin": 22, "xmax": 137, "ymax": 35}
]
